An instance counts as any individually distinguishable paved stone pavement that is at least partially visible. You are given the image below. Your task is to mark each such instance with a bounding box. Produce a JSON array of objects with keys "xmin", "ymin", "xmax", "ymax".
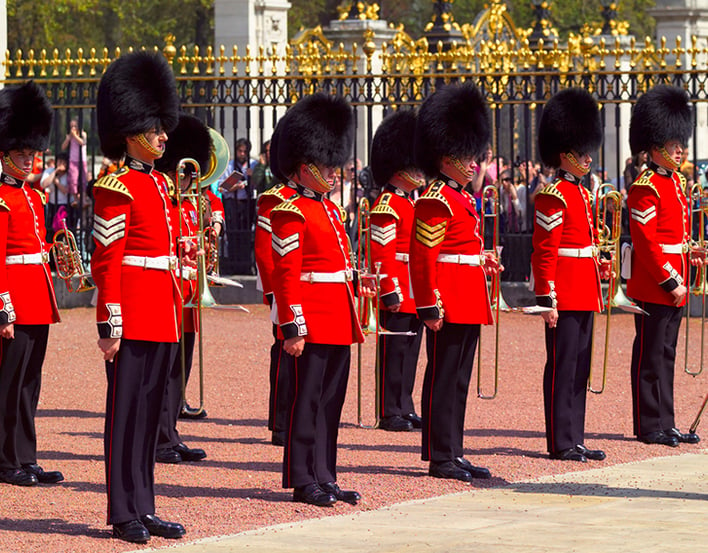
[{"xmin": 136, "ymin": 449, "xmax": 707, "ymax": 553}]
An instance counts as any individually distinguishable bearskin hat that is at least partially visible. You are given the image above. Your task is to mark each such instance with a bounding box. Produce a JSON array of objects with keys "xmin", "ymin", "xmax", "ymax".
[
  {"xmin": 0, "ymin": 81, "xmax": 53, "ymax": 152},
  {"xmin": 414, "ymin": 82, "xmax": 491, "ymax": 177},
  {"xmin": 538, "ymin": 88, "xmax": 602, "ymax": 169},
  {"xmin": 370, "ymin": 109, "xmax": 418, "ymax": 187},
  {"xmin": 97, "ymin": 51, "xmax": 179, "ymax": 160},
  {"xmin": 276, "ymin": 93, "xmax": 353, "ymax": 177},
  {"xmin": 154, "ymin": 113, "xmax": 212, "ymax": 176},
  {"xmin": 629, "ymin": 84, "xmax": 692, "ymax": 156}
]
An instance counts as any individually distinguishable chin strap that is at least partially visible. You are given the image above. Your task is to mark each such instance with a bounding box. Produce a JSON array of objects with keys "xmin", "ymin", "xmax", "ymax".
[
  {"xmin": 565, "ymin": 152, "xmax": 590, "ymax": 176},
  {"xmin": 136, "ymin": 133, "xmax": 162, "ymax": 157},
  {"xmin": 1, "ymin": 153, "xmax": 30, "ymax": 180},
  {"xmin": 658, "ymin": 147, "xmax": 680, "ymax": 170},
  {"xmin": 300, "ymin": 163, "xmax": 333, "ymax": 194}
]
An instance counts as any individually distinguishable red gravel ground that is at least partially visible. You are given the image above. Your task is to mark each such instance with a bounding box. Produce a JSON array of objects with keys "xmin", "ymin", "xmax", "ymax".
[{"xmin": 0, "ymin": 305, "xmax": 705, "ymax": 552}]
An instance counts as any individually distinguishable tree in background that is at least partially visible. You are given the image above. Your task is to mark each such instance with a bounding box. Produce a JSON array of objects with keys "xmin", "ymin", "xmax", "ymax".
[{"xmin": 6, "ymin": 0, "xmax": 656, "ymax": 53}]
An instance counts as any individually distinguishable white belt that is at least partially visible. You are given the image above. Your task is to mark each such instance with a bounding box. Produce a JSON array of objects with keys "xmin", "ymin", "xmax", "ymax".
[
  {"xmin": 300, "ymin": 269, "xmax": 353, "ymax": 283},
  {"xmin": 557, "ymin": 246, "xmax": 596, "ymax": 258},
  {"xmin": 436, "ymin": 253, "xmax": 482, "ymax": 266},
  {"xmin": 661, "ymin": 243, "xmax": 685, "ymax": 254},
  {"xmin": 395, "ymin": 253, "xmax": 409, "ymax": 263},
  {"xmin": 5, "ymin": 252, "xmax": 50, "ymax": 265},
  {"xmin": 122, "ymin": 255, "xmax": 178, "ymax": 271}
]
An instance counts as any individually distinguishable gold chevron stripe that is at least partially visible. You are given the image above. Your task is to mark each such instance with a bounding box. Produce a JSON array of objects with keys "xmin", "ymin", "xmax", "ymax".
[{"xmin": 415, "ymin": 219, "xmax": 446, "ymax": 247}]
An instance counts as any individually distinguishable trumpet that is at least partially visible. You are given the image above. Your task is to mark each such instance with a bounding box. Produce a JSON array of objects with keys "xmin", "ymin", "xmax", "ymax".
[
  {"xmin": 50, "ymin": 218, "xmax": 95, "ymax": 293},
  {"xmin": 588, "ymin": 186, "xmax": 646, "ymax": 394},
  {"xmin": 684, "ymin": 183, "xmax": 708, "ymax": 377},
  {"xmin": 477, "ymin": 184, "xmax": 502, "ymax": 400}
]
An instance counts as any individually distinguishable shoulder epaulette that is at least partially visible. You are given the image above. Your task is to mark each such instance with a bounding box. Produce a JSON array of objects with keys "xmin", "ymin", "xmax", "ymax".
[
  {"xmin": 337, "ymin": 204, "xmax": 347, "ymax": 222},
  {"xmin": 257, "ymin": 184, "xmax": 291, "ymax": 208},
  {"xmin": 35, "ymin": 189, "xmax": 47, "ymax": 206},
  {"xmin": 537, "ymin": 181, "xmax": 567, "ymax": 207},
  {"xmin": 371, "ymin": 193, "xmax": 400, "ymax": 220},
  {"xmin": 0, "ymin": 198, "xmax": 9, "ymax": 211},
  {"xmin": 630, "ymin": 171, "xmax": 659, "ymax": 197},
  {"xmin": 163, "ymin": 174, "xmax": 176, "ymax": 199},
  {"xmin": 418, "ymin": 181, "xmax": 452, "ymax": 215},
  {"xmin": 676, "ymin": 171, "xmax": 687, "ymax": 189},
  {"xmin": 93, "ymin": 173, "xmax": 134, "ymax": 200},
  {"xmin": 271, "ymin": 196, "xmax": 305, "ymax": 221}
]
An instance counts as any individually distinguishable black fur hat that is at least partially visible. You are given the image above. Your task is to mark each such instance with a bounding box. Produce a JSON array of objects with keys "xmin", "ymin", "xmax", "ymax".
[
  {"xmin": 0, "ymin": 81, "xmax": 53, "ymax": 152},
  {"xmin": 371, "ymin": 109, "xmax": 418, "ymax": 187},
  {"xmin": 538, "ymin": 88, "xmax": 602, "ymax": 168},
  {"xmin": 97, "ymin": 51, "xmax": 179, "ymax": 160},
  {"xmin": 277, "ymin": 93, "xmax": 353, "ymax": 177},
  {"xmin": 414, "ymin": 82, "xmax": 491, "ymax": 177},
  {"xmin": 629, "ymin": 84, "xmax": 692, "ymax": 156},
  {"xmin": 154, "ymin": 113, "xmax": 212, "ymax": 175}
]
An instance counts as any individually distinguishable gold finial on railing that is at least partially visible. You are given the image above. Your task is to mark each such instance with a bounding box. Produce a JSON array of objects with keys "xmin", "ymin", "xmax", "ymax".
[
  {"xmin": 673, "ymin": 36, "xmax": 684, "ymax": 69},
  {"xmin": 257, "ymin": 46, "xmax": 267, "ymax": 76},
  {"xmin": 191, "ymin": 45, "xmax": 201, "ymax": 75},
  {"xmin": 63, "ymin": 48, "xmax": 73, "ymax": 77},
  {"xmin": 163, "ymin": 34, "xmax": 177, "ymax": 64},
  {"xmin": 177, "ymin": 45, "xmax": 189, "ymax": 74},
  {"xmin": 76, "ymin": 48, "xmax": 86, "ymax": 76},
  {"xmin": 26, "ymin": 49, "xmax": 37, "ymax": 77},
  {"xmin": 13, "ymin": 49, "xmax": 23, "ymax": 78},
  {"xmin": 204, "ymin": 45, "xmax": 215, "ymax": 75},
  {"xmin": 244, "ymin": 45, "xmax": 253, "ymax": 76},
  {"xmin": 232, "ymin": 45, "xmax": 239, "ymax": 75},
  {"xmin": 689, "ymin": 35, "xmax": 698, "ymax": 69}
]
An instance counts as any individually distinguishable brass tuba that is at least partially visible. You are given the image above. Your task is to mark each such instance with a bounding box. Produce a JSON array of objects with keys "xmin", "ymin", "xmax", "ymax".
[{"xmin": 50, "ymin": 218, "xmax": 95, "ymax": 292}]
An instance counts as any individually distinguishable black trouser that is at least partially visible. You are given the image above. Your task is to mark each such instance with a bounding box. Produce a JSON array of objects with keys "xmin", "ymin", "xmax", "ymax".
[
  {"xmin": 268, "ymin": 325, "xmax": 292, "ymax": 433},
  {"xmin": 0, "ymin": 324, "xmax": 49, "ymax": 470},
  {"xmin": 157, "ymin": 332, "xmax": 195, "ymax": 450},
  {"xmin": 630, "ymin": 301, "xmax": 681, "ymax": 436},
  {"xmin": 104, "ymin": 339, "xmax": 178, "ymax": 524},
  {"xmin": 421, "ymin": 322, "xmax": 479, "ymax": 463},
  {"xmin": 543, "ymin": 311, "xmax": 593, "ymax": 453},
  {"xmin": 377, "ymin": 311, "xmax": 423, "ymax": 418},
  {"xmin": 282, "ymin": 343, "xmax": 349, "ymax": 489}
]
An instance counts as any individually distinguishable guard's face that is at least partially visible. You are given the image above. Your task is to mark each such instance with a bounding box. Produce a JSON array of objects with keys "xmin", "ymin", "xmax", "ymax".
[
  {"xmin": 2, "ymin": 148, "xmax": 37, "ymax": 178},
  {"xmin": 662, "ymin": 140, "xmax": 684, "ymax": 167},
  {"xmin": 560, "ymin": 150, "xmax": 592, "ymax": 177},
  {"xmin": 128, "ymin": 128, "xmax": 168, "ymax": 161}
]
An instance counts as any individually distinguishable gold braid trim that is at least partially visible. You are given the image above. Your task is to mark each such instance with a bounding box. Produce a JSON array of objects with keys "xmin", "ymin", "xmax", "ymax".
[
  {"xmin": 93, "ymin": 174, "xmax": 134, "ymax": 200},
  {"xmin": 371, "ymin": 193, "xmax": 400, "ymax": 220},
  {"xmin": 537, "ymin": 180, "xmax": 567, "ymax": 207},
  {"xmin": 630, "ymin": 172, "xmax": 659, "ymax": 197},
  {"xmin": 35, "ymin": 189, "xmax": 47, "ymax": 206},
  {"xmin": 0, "ymin": 198, "xmax": 9, "ymax": 211},
  {"xmin": 419, "ymin": 181, "xmax": 453, "ymax": 216},
  {"xmin": 271, "ymin": 196, "xmax": 305, "ymax": 221}
]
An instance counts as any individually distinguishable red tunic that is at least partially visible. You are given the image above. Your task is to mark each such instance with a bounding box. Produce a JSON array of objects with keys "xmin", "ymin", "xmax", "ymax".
[
  {"xmin": 254, "ymin": 183, "xmax": 297, "ymax": 304},
  {"xmin": 409, "ymin": 180, "xmax": 492, "ymax": 324},
  {"xmin": 204, "ymin": 188, "xmax": 224, "ymax": 228},
  {"xmin": 627, "ymin": 164, "xmax": 689, "ymax": 306},
  {"xmin": 91, "ymin": 158, "xmax": 181, "ymax": 342},
  {"xmin": 370, "ymin": 185, "xmax": 416, "ymax": 313},
  {"xmin": 270, "ymin": 186, "xmax": 364, "ymax": 345},
  {"xmin": 531, "ymin": 172, "xmax": 603, "ymax": 312},
  {"xmin": 0, "ymin": 173, "xmax": 60, "ymax": 325}
]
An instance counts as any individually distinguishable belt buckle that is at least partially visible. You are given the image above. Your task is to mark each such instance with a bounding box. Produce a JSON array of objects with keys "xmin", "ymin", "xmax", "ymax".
[
  {"xmin": 308, "ymin": 272, "xmax": 314, "ymax": 284},
  {"xmin": 345, "ymin": 270, "xmax": 352, "ymax": 282},
  {"xmin": 169, "ymin": 257, "xmax": 177, "ymax": 271},
  {"xmin": 41, "ymin": 251, "xmax": 50, "ymax": 264},
  {"xmin": 682, "ymin": 243, "xmax": 689, "ymax": 254}
]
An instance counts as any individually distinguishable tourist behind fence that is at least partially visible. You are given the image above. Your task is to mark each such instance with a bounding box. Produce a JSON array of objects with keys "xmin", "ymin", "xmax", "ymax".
[
  {"xmin": 41, "ymin": 153, "xmax": 71, "ymax": 239},
  {"xmin": 410, "ymin": 82, "xmax": 499, "ymax": 482},
  {"xmin": 0, "ymin": 81, "xmax": 63, "ymax": 489},
  {"xmin": 92, "ymin": 51, "xmax": 185, "ymax": 544},
  {"xmin": 531, "ymin": 88, "xmax": 610, "ymax": 463},
  {"xmin": 252, "ymin": 139, "xmax": 275, "ymax": 195},
  {"xmin": 62, "ymin": 117, "xmax": 88, "ymax": 197},
  {"xmin": 270, "ymin": 93, "xmax": 373, "ymax": 507},
  {"xmin": 626, "ymin": 84, "xmax": 702, "ymax": 448}
]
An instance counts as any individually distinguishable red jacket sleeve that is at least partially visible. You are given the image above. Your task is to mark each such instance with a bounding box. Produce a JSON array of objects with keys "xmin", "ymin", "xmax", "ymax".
[
  {"xmin": 531, "ymin": 193, "xmax": 566, "ymax": 307},
  {"xmin": 0, "ymin": 205, "xmax": 15, "ymax": 324},
  {"xmin": 255, "ymin": 194, "xmax": 281, "ymax": 304}
]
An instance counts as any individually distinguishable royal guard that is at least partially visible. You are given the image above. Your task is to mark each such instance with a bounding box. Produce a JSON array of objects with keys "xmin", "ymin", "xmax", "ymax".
[
  {"xmin": 410, "ymin": 82, "xmax": 499, "ymax": 482},
  {"xmin": 92, "ymin": 51, "xmax": 186, "ymax": 544},
  {"xmin": 153, "ymin": 113, "xmax": 210, "ymax": 464},
  {"xmin": 627, "ymin": 84, "xmax": 702, "ymax": 447},
  {"xmin": 270, "ymin": 93, "xmax": 374, "ymax": 507},
  {"xmin": 0, "ymin": 81, "xmax": 63, "ymax": 487},
  {"xmin": 532, "ymin": 88, "xmax": 610, "ymax": 463},
  {"xmin": 253, "ymin": 119, "xmax": 296, "ymax": 446},
  {"xmin": 369, "ymin": 109, "xmax": 425, "ymax": 432}
]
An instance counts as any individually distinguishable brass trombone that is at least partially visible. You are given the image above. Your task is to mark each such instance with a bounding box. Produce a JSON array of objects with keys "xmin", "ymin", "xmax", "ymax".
[
  {"xmin": 50, "ymin": 218, "xmax": 95, "ymax": 292},
  {"xmin": 355, "ymin": 197, "xmax": 414, "ymax": 428},
  {"xmin": 684, "ymin": 183, "xmax": 708, "ymax": 377},
  {"xmin": 588, "ymin": 186, "xmax": 646, "ymax": 394},
  {"xmin": 689, "ymin": 392, "xmax": 707, "ymax": 435},
  {"xmin": 477, "ymin": 184, "xmax": 502, "ymax": 400}
]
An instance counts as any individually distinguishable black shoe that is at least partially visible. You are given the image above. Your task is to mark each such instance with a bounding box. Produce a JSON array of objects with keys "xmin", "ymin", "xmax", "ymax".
[
  {"xmin": 113, "ymin": 520, "xmax": 150, "ymax": 544},
  {"xmin": 179, "ymin": 405, "xmax": 208, "ymax": 420},
  {"xmin": 665, "ymin": 427, "xmax": 700, "ymax": 444},
  {"xmin": 453, "ymin": 457, "xmax": 492, "ymax": 479},
  {"xmin": 22, "ymin": 464, "xmax": 64, "ymax": 484},
  {"xmin": 575, "ymin": 444, "xmax": 606, "ymax": 461},
  {"xmin": 403, "ymin": 412, "xmax": 423, "ymax": 429},
  {"xmin": 156, "ymin": 448, "xmax": 182, "ymax": 464},
  {"xmin": 0, "ymin": 468, "xmax": 38, "ymax": 486},
  {"xmin": 638, "ymin": 431, "xmax": 679, "ymax": 447},
  {"xmin": 549, "ymin": 448, "xmax": 587, "ymax": 462},
  {"xmin": 140, "ymin": 514, "xmax": 185, "ymax": 539},
  {"xmin": 320, "ymin": 481, "xmax": 361, "ymax": 505},
  {"xmin": 429, "ymin": 461, "xmax": 473, "ymax": 482},
  {"xmin": 271, "ymin": 431, "xmax": 286, "ymax": 446},
  {"xmin": 174, "ymin": 442, "xmax": 207, "ymax": 462},
  {"xmin": 379, "ymin": 415, "xmax": 413, "ymax": 432},
  {"xmin": 293, "ymin": 483, "xmax": 337, "ymax": 507}
]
